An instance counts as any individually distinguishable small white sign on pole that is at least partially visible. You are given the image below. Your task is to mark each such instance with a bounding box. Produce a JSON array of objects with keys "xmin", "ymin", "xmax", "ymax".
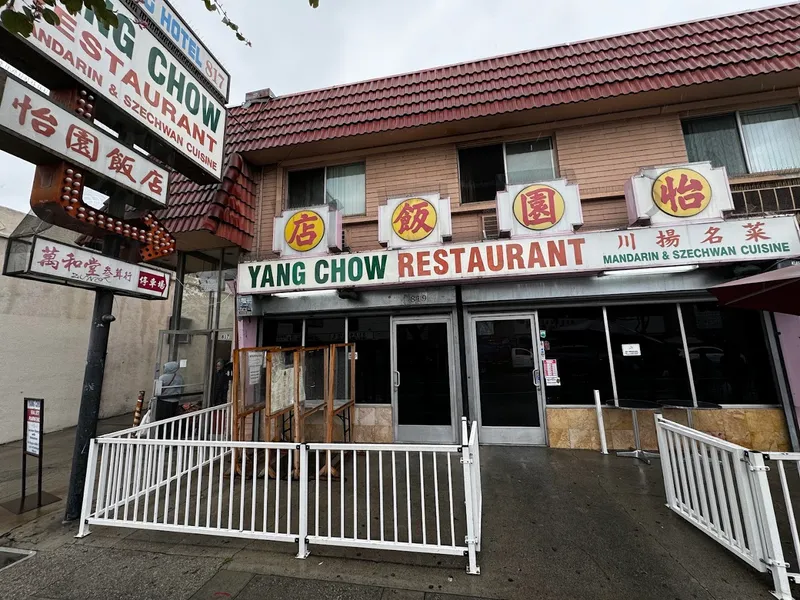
[
  {"xmin": 622, "ymin": 344, "xmax": 642, "ymax": 357},
  {"xmin": 25, "ymin": 399, "xmax": 42, "ymax": 457}
]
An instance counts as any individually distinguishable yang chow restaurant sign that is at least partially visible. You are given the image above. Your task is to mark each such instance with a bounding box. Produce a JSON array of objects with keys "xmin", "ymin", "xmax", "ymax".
[
  {"xmin": 239, "ymin": 217, "xmax": 800, "ymax": 294},
  {"xmin": 12, "ymin": 0, "xmax": 226, "ymax": 180}
]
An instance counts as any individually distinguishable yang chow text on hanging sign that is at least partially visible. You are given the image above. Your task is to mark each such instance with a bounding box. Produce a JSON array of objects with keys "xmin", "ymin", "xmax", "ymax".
[
  {"xmin": 238, "ymin": 216, "xmax": 800, "ymax": 294},
  {"xmin": 134, "ymin": 0, "xmax": 230, "ymax": 101},
  {"xmin": 0, "ymin": 73, "xmax": 169, "ymax": 207},
  {"xmin": 7, "ymin": 1, "xmax": 226, "ymax": 180}
]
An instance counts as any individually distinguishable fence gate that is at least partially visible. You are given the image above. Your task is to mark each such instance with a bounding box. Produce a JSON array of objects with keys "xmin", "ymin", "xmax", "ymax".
[
  {"xmin": 78, "ymin": 407, "xmax": 483, "ymax": 575},
  {"xmin": 655, "ymin": 415, "xmax": 792, "ymax": 599}
]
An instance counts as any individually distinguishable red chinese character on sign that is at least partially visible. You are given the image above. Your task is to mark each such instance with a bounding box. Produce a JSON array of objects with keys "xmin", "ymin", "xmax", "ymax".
[
  {"xmin": 141, "ymin": 169, "xmax": 164, "ymax": 195},
  {"xmin": 114, "ymin": 268, "xmax": 124, "ymax": 280},
  {"xmin": 139, "ymin": 275, "xmax": 149, "ymax": 287},
  {"xmin": 656, "ymin": 229, "xmax": 681, "ymax": 248},
  {"xmin": 124, "ymin": 271, "xmax": 132, "ymax": 282},
  {"xmin": 85, "ymin": 257, "xmax": 101, "ymax": 276},
  {"xmin": 393, "ymin": 201, "xmax": 434, "ymax": 235},
  {"xmin": 106, "ymin": 148, "xmax": 136, "ymax": 182},
  {"xmin": 702, "ymin": 226, "xmax": 723, "ymax": 245},
  {"xmin": 744, "ymin": 221, "xmax": 771, "ymax": 242},
  {"xmin": 38, "ymin": 246, "xmax": 59, "ymax": 270},
  {"xmin": 659, "ymin": 173, "xmax": 706, "ymax": 213},
  {"xmin": 618, "ymin": 233, "xmax": 636, "ymax": 250},
  {"xmin": 287, "ymin": 212, "xmax": 322, "ymax": 247},
  {"xmin": 102, "ymin": 266, "xmax": 113, "ymax": 280},
  {"xmin": 65, "ymin": 125, "xmax": 99, "ymax": 161},
  {"xmin": 12, "ymin": 95, "xmax": 58, "ymax": 137},
  {"xmin": 519, "ymin": 187, "xmax": 558, "ymax": 227},
  {"xmin": 62, "ymin": 252, "xmax": 83, "ymax": 271}
]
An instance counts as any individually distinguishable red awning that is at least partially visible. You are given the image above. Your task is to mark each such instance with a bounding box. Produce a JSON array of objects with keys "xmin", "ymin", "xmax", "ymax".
[{"xmin": 710, "ymin": 265, "xmax": 800, "ymax": 315}]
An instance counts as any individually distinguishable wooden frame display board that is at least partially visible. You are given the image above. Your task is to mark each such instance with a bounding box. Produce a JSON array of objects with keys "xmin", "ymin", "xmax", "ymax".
[
  {"xmin": 234, "ymin": 343, "xmax": 357, "ymax": 479},
  {"xmin": 232, "ymin": 346, "xmax": 277, "ymax": 442}
]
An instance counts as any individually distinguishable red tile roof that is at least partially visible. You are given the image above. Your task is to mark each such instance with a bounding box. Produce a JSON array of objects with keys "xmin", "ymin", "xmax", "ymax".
[
  {"xmin": 157, "ymin": 153, "xmax": 256, "ymax": 251},
  {"xmin": 164, "ymin": 3, "xmax": 800, "ymax": 247},
  {"xmin": 228, "ymin": 2, "xmax": 800, "ymax": 152}
]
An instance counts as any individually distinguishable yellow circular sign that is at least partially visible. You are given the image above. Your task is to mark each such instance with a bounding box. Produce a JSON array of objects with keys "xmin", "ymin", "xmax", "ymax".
[
  {"xmin": 652, "ymin": 168, "xmax": 712, "ymax": 218},
  {"xmin": 391, "ymin": 198, "xmax": 437, "ymax": 242},
  {"xmin": 284, "ymin": 210, "xmax": 325, "ymax": 252},
  {"xmin": 512, "ymin": 185, "xmax": 565, "ymax": 231}
]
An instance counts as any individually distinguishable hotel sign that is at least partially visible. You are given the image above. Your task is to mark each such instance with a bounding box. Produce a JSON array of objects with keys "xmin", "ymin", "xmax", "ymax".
[
  {"xmin": 9, "ymin": 1, "xmax": 226, "ymax": 180},
  {"xmin": 496, "ymin": 179, "xmax": 583, "ymax": 237},
  {"xmin": 239, "ymin": 216, "xmax": 800, "ymax": 294},
  {"xmin": 625, "ymin": 162, "xmax": 734, "ymax": 226},
  {"xmin": 137, "ymin": 0, "xmax": 230, "ymax": 100}
]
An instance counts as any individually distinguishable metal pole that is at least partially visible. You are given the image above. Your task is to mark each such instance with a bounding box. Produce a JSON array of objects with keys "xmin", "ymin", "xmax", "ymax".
[
  {"xmin": 20, "ymin": 405, "xmax": 27, "ymax": 512},
  {"xmin": 37, "ymin": 402, "xmax": 43, "ymax": 507},
  {"xmin": 64, "ymin": 194, "xmax": 125, "ymax": 522},
  {"xmin": 169, "ymin": 252, "xmax": 186, "ymax": 363},
  {"xmin": 455, "ymin": 286, "xmax": 470, "ymax": 421}
]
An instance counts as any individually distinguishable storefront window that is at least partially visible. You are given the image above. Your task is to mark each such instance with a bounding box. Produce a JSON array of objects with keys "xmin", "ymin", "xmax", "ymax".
[
  {"xmin": 263, "ymin": 319, "xmax": 303, "ymax": 347},
  {"xmin": 349, "ymin": 317, "xmax": 391, "ymax": 404},
  {"xmin": 681, "ymin": 303, "xmax": 778, "ymax": 405},
  {"xmin": 606, "ymin": 304, "xmax": 692, "ymax": 403},
  {"xmin": 305, "ymin": 318, "xmax": 345, "ymax": 345},
  {"xmin": 538, "ymin": 307, "xmax": 614, "ymax": 405}
]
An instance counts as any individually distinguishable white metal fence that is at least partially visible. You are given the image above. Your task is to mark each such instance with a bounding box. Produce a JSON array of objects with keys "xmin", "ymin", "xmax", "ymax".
[
  {"xmin": 78, "ymin": 409, "xmax": 482, "ymax": 574},
  {"xmin": 655, "ymin": 415, "xmax": 793, "ymax": 599}
]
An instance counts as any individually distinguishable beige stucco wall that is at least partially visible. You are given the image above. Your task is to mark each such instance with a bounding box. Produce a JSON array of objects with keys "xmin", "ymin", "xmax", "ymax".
[
  {"xmin": 254, "ymin": 111, "xmax": 690, "ymax": 256},
  {"xmin": 0, "ymin": 207, "xmax": 171, "ymax": 444}
]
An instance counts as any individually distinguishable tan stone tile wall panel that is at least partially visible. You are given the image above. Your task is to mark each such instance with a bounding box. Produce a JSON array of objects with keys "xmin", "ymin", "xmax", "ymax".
[{"xmin": 547, "ymin": 407, "xmax": 790, "ymax": 452}]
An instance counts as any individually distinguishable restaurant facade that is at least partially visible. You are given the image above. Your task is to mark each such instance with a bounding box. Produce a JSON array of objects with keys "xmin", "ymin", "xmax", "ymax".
[{"xmin": 211, "ymin": 4, "xmax": 800, "ymax": 452}]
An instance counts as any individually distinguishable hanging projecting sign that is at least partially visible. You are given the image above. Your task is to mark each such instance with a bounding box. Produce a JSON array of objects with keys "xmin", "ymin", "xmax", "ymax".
[
  {"xmin": 625, "ymin": 162, "xmax": 734, "ymax": 226},
  {"xmin": 272, "ymin": 206, "xmax": 343, "ymax": 257},
  {"xmin": 6, "ymin": 1, "xmax": 226, "ymax": 181},
  {"xmin": 0, "ymin": 74, "xmax": 168, "ymax": 207},
  {"xmin": 378, "ymin": 194, "xmax": 452, "ymax": 249},
  {"xmin": 239, "ymin": 216, "xmax": 800, "ymax": 294},
  {"xmin": 136, "ymin": 0, "xmax": 230, "ymax": 101},
  {"xmin": 4, "ymin": 236, "xmax": 171, "ymax": 299},
  {"xmin": 496, "ymin": 179, "xmax": 584, "ymax": 237}
]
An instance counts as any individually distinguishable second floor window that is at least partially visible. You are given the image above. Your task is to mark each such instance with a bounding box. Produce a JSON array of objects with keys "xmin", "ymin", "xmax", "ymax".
[
  {"xmin": 458, "ymin": 138, "xmax": 555, "ymax": 204},
  {"xmin": 287, "ymin": 162, "xmax": 366, "ymax": 216},
  {"xmin": 683, "ymin": 106, "xmax": 800, "ymax": 177}
]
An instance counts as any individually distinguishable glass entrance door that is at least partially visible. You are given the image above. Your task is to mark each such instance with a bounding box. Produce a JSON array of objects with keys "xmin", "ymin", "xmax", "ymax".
[
  {"xmin": 391, "ymin": 316, "xmax": 458, "ymax": 443},
  {"xmin": 468, "ymin": 314, "xmax": 547, "ymax": 445}
]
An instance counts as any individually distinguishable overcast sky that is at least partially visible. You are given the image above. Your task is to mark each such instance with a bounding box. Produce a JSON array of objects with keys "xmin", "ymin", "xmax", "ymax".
[{"xmin": 0, "ymin": 0, "xmax": 783, "ymax": 212}]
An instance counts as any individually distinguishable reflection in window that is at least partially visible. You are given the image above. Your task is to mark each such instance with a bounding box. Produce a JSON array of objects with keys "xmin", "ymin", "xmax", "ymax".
[
  {"xmin": 305, "ymin": 318, "xmax": 345, "ymax": 345},
  {"xmin": 606, "ymin": 304, "xmax": 691, "ymax": 403},
  {"xmin": 349, "ymin": 317, "xmax": 391, "ymax": 404},
  {"xmin": 475, "ymin": 319, "xmax": 539, "ymax": 427},
  {"xmin": 537, "ymin": 308, "xmax": 614, "ymax": 405},
  {"xmin": 681, "ymin": 303, "xmax": 777, "ymax": 405},
  {"xmin": 263, "ymin": 319, "xmax": 303, "ymax": 347}
]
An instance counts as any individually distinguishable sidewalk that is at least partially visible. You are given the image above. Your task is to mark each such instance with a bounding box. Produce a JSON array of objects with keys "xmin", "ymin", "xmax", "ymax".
[{"xmin": 0, "ymin": 416, "xmax": 778, "ymax": 600}]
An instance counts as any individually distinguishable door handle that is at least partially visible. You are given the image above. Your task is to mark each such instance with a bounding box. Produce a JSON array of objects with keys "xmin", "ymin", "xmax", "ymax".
[
  {"xmin": 533, "ymin": 369, "xmax": 540, "ymax": 388},
  {"xmin": 394, "ymin": 370, "xmax": 400, "ymax": 388}
]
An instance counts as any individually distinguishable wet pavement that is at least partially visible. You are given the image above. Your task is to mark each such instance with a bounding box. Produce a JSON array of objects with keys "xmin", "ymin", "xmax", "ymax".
[{"xmin": 0, "ymin": 416, "xmax": 781, "ymax": 600}]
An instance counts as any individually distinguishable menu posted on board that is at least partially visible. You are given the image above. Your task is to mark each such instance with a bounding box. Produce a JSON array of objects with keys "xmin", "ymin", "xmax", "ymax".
[{"xmin": 25, "ymin": 398, "xmax": 42, "ymax": 457}]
